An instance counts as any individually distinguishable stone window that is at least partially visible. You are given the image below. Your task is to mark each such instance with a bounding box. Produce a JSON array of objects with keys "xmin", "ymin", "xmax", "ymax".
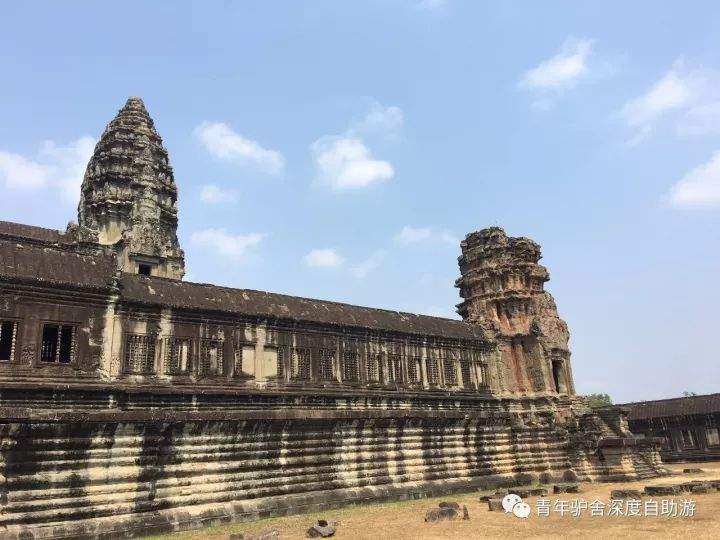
[
  {"xmin": 366, "ymin": 354, "xmax": 380, "ymax": 382},
  {"xmin": 138, "ymin": 263, "xmax": 152, "ymax": 276},
  {"xmin": 164, "ymin": 337, "xmax": 192, "ymax": 375},
  {"xmin": 460, "ymin": 358, "xmax": 474, "ymax": 389},
  {"xmin": 0, "ymin": 320, "xmax": 18, "ymax": 362},
  {"xmin": 124, "ymin": 334, "xmax": 156, "ymax": 374},
  {"xmin": 41, "ymin": 324, "xmax": 76, "ymax": 364},
  {"xmin": 475, "ymin": 361, "xmax": 488, "ymax": 388},
  {"xmin": 199, "ymin": 339, "xmax": 224, "ymax": 376},
  {"xmin": 291, "ymin": 348, "xmax": 311, "ymax": 380},
  {"xmin": 387, "ymin": 354, "xmax": 402, "ymax": 384},
  {"xmin": 276, "ymin": 347, "xmax": 285, "ymax": 378},
  {"xmin": 407, "ymin": 356, "xmax": 423, "ymax": 385},
  {"xmin": 342, "ymin": 351, "xmax": 359, "ymax": 382},
  {"xmin": 426, "ymin": 357, "xmax": 440, "ymax": 385},
  {"xmin": 317, "ymin": 348, "xmax": 335, "ymax": 380},
  {"xmin": 706, "ymin": 427, "xmax": 719, "ymax": 447},
  {"xmin": 443, "ymin": 357, "xmax": 458, "ymax": 386}
]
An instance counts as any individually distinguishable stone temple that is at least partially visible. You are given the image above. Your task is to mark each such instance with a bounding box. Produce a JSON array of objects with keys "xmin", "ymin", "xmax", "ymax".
[{"xmin": 0, "ymin": 98, "xmax": 666, "ymax": 538}]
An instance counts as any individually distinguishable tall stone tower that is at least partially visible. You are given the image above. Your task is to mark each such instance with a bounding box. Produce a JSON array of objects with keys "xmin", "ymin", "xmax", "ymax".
[
  {"xmin": 455, "ymin": 227, "xmax": 574, "ymax": 395},
  {"xmin": 78, "ymin": 97, "xmax": 185, "ymax": 279}
]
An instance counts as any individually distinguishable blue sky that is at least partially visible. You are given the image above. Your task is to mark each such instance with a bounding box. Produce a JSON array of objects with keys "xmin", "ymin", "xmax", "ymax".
[{"xmin": 1, "ymin": 1, "xmax": 719, "ymax": 402}]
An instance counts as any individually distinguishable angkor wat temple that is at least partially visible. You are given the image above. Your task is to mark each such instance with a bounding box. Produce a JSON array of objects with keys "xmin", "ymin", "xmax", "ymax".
[{"xmin": 0, "ymin": 98, "xmax": 666, "ymax": 538}]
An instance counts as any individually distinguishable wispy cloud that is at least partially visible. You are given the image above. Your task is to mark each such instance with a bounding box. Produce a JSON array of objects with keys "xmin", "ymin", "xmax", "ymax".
[
  {"xmin": 521, "ymin": 38, "xmax": 594, "ymax": 91},
  {"xmin": 351, "ymin": 250, "xmax": 386, "ymax": 279},
  {"xmin": 619, "ymin": 60, "xmax": 720, "ymax": 143},
  {"xmin": 303, "ymin": 248, "xmax": 345, "ymax": 268},
  {"xmin": 351, "ymin": 101, "xmax": 404, "ymax": 142},
  {"xmin": 669, "ymin": 151, "xmax": 720, "ymax": 208},
  {"xmin": 395, "ymin": 226, "xmax": 458, "ymax": 246},
  {"xmin": 199, "ymin": 184, "xmax": 239, "ymax": 203},
  {"xmin": 0, "ymin": 136, "xmax": 95, "ymax": 203},
  {"xmin": 311, "ymin": 101, "xmax": 401, "ymax": 190},
  {"xmin": 195, "ymin": 122, "xmax": 284, "ymax": 174},
  {"xmin": 519, "ymin": 38, "xmax": 606, "ymax": 111},
  {"xmin": 190, "ymin": 228, "xmax": 264, "ymax": 260}
]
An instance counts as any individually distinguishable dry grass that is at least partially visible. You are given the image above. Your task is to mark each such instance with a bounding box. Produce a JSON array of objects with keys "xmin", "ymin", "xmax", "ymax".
[{"xmin": 149, "ymin": 462, "xmax": 720, "ymax": 540}]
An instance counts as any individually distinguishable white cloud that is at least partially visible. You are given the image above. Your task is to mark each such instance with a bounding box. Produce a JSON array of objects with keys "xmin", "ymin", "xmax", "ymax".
[
  {"xmin": 621, "ymin": 66, "xmax": 702, "ymax": 128},
  {"xmin": 190, "ymin": 228, "xmax": 264, "ymax": 260},
  {"xmin": 312, "ymin": 101, "xmax": 401, "ymax": 190},
  {"xmin": 199, "ymin": 184, "xmax": 239, "ymax": 203},
  {"xmin": 352, "ymin": 101, "xmax": 404, "ymax": 141},
  {"xmin": 670, "ymin": 151, "xmax": 720, "ymax": 208},
  {"xmin": 303, "ymin": 248, "xmax": 345, "ymax": 268},
  {"xmin": 311, "ymin": 136, "xmax": 394, "ymax": 190},
  {"xmin": 395, "ymin": 226, "xmax": 432, "ymax": 244},
  {"xmin": 520, "ymin": 38, "xmax": 594, "ymax": 91},
  {"xmin": 0, "ymin": 151, "xmax": 53, "ymax": 190},
  {"xmin": 395, "ymin": 226, "xmax": 458, "ymax": 246},
  {"xmin": 351, "ymin": 250, "xmax": 386, "ymax": 279},
  {"xmin": 195, "ymin": 122, "xmax": 284, "ymax": 174},
  {"xmin": 0, "ymin": 137, "xmax": 95, "ymax": 203},
  {"xmin": 619, "ymin": 61, "xmax": 720, "ymax": 142}
]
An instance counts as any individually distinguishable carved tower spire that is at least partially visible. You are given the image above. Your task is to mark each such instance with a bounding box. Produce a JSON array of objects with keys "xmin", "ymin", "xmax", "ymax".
[
  {"xmin": 455, "ymin": 227, "xmax": 574, "ymax": 395},
  {"xmin": 78, "ymin": 97, "xmax": 184, "ymax": 279}
]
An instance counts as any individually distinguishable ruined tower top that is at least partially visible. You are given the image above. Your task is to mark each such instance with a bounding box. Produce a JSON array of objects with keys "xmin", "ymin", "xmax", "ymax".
[
  {"xmin": 455, "ymin": 227, "xmax": 574, "ymax": 394},
  {"xmin": 78, "ymin": 97, "xmax": 185, "ymax": 280},
  {"xmin": 455, "ymin": 227, "xmax": 549, "ymax": 325}
]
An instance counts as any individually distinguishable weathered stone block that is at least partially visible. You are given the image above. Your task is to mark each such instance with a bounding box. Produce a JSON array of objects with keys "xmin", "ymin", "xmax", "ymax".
[
  {"xmin": 553, "ymin": 484, "xmax": 580, "ymax": 494},
  {"xmin": 488, "ymin": 498, "xmax": 505, "ymax": 512},
  {"xmin": 306, "ymin": 520, "xmax": 336, "ymax": 538},
  {"xmin": 644, "ymin": 485, "xmax": 681, "ymax": 496},
  {"xmin": 611, "ymin": 489, "xmax": 643, "ymax": 499}
]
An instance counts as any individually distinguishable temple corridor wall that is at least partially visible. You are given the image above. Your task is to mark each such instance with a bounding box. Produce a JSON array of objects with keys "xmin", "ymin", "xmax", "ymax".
[{"xmin": 0, "ymin": 409, "xmax": 660, "ymax": 539}]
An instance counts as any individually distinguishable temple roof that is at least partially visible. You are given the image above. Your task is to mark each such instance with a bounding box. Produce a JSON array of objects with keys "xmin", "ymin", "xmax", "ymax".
[
  {"xmin": 625, "ymin": 393, "xmax": 720, "ymax": 420},
  {"xmin": 0, "ymin": 237, "xmax": 116, "ymax": 291},
  {"xmin": 120, "ymin": 273, "xmax": 487, "ymax": 341},
  {"xmin": 0, "ymin": 220, "xmax": 70, "ymax": 246},
  {"xmin": 0, "ymin": 221, "xmax": 487, "ymax": 342}
]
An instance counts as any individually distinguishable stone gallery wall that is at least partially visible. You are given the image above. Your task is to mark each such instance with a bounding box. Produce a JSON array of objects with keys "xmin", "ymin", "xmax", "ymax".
[{"xmin": 0, "ymin": 398, "xmax": 664, "ymax": 539}]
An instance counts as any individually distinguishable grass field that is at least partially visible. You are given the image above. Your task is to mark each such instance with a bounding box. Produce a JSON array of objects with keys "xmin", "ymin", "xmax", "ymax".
[{"xmin": 149, "ymin": 462, "xmax": 720, "ymax": 539}]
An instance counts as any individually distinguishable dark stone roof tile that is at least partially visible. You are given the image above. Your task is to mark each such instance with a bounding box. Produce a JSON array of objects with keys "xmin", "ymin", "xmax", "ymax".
[
  {"xmin": 0, "ymin": 240, "xmax": 116, "ymax": 290},
  {"xmin": 0, "ymin": 221, "xmax": 69, "ymax": 245},
  {"xmin": 625, "ymin": 393, "xmax": 720, "ymax": 420},
  {"xmin": 119, "ymin": 274, "xmax": 486, "ymax": 341}
]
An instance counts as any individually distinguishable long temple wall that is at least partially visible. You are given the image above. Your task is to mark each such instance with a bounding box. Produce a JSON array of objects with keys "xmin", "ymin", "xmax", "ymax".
[{"xmin": 0, "ymin": 400, "xmax": 660, "ymax": 539}]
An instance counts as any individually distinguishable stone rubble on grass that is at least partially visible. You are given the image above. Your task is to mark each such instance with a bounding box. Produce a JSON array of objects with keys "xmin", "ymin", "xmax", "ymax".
[
  {"xmin": 425, "ymin": 501, "xmax": 469, "ymax": 522},
  {"xmin": 229, "ymin": 530, "xmax": 279, "ymax": 540},
  {"xmin": 644, "ymin": 485, "xmax": 682, "ymax": 496},
  {"xmin": 552, "ymin": 484, "xmax": 580, "ymax": 494},
  {"xmin": 306, "ymin": 520, "xmax": 337, "ymax": 538},
  {"xmin": 610, "ymin": 489, "xmax": 643, "ymax": 499},
  {"xmin": 488, "ymin": 498, "xmax": 505, "ymax": 512}
]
